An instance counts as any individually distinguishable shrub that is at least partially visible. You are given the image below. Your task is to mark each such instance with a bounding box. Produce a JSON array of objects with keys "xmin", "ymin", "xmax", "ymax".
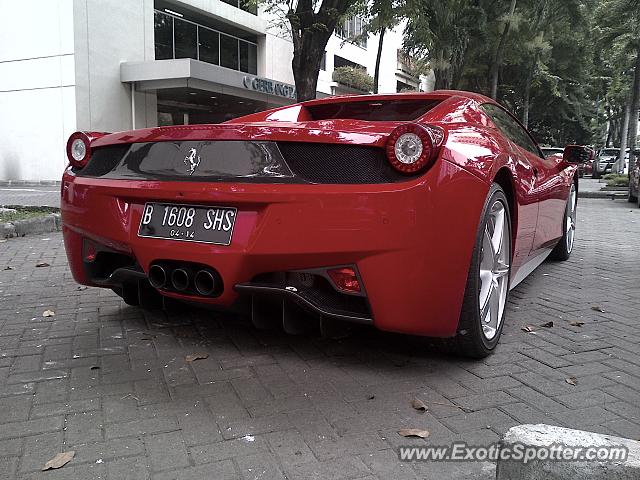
[
  {"xmin": 332, "ymin": 66, "xmax": 374, "ymax": 92},
  {"xmin": 603, "ymin": 174, "xmax": 629, "ymax": 187}
]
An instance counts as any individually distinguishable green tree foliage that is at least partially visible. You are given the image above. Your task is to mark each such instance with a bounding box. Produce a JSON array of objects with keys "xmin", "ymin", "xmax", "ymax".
[
  {"xmin": 262, "ymin": 0, "xmax": 359, "ymax": 101},
  {"xmin": 402, "ymin": 0, "xmax": 640, "ymax": 147}
]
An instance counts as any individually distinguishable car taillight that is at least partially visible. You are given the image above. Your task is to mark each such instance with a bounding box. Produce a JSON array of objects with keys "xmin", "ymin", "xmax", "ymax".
[
  {"xmin": 66, "ymin": 132, "xmax": 91, "ymax": 169},
  {"xmin": 327, "ymin": 267, "xmax": 361, "ymax": 293},
  {"xmin": 386, "ymin": 123, "xmax": 444, "ymax": 174}
]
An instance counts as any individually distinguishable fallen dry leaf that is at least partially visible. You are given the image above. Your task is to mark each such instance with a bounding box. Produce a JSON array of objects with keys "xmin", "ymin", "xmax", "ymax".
[
  {"xmin": 398, "ymin": 428, "xmax": 430, "ymax": 439},
  {"xmin": 77, "ymin": 286, "xmax": 88, "ymax": 291},
  {"xmin": 411, "ymin": 397, "xmax": 428, "ymax": 412},
  {"xmin": 42, "ymin": 451, "xmax": 75, "ymax": 471},
  {"xmin": 368, "ymin": 395, "xmax": 375, "ymax": 400},
  {"xmin": 35, "ymin": 262, "xmax": 50, "ymax": 267},
  {"xmin": 565, "ymin": 377, "xmax": 578, "ymax": 386},
  {"xmin": 591, "ymin": 305, "xmax": 605, "ymax": 313},
  {"xmin": 4, "ymin": 266, "xmax": 13, "ymax": 270},
  {"xmin": 42, "ymin": 310, "xmax": 55, "ymax": 317},
  {"xmin": 521, "ymin": 325, "xmax": 536, "ymax": 333},
  {"xmin": 185, "ymin": 353, "xmax": 209, "ymax": 363},
  {"xmin": 540, "ymin": 321, "xmax": 554, "ymax": 328},
  {"xmin": 570, "ymin": 321, "xmax": 585, "ymax": 327}
]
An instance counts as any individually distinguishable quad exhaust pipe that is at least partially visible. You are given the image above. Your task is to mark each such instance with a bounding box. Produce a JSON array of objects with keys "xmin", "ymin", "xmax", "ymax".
[
  {"xmin": 148, "ymin": 262, "xmax": 220, "ymax": 297},
  {"xmin": 171, "ymin": 268, "xmax": 190, "ymax": 291},
  {"xmin": 148, "ymin": 264, "xmax": 167, "ymax": 289},
  {"xmin": 194, "ymin": 269, "xmax": 217, "ymax": 296}
]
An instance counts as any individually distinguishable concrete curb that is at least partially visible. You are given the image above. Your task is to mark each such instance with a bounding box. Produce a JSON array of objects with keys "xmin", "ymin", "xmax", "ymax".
[
  {"xmin": 0, "ymin": 180, "xmax": 61, "ymax": 187},
  {"xmin": 578, "ymin": 191, "xmax": 627, "ymax": 199},
  {"xmin": 1, "ymin": 213, "xmax": 62, "ymax": 238},
  {"xmin": 496, "ymin": 424, "xmax": 640, "ymax": 479}
]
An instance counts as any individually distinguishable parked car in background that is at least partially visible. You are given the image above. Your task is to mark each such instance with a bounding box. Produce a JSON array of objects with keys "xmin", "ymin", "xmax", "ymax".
[
  {"xmin": 541, "ymin": 146, "xmax": 591, "ymax": 177},
  {"xmin": 593, "ymin": 148, "xmax": 619, "ymax": 178},
  {"xmin": 629, "ymin": 151, "xmax": 640, "ymax": 207},
  {"xmin": 623, "ymin": 148, "xmax": 639, "ymax": 175},
  {"xmin": 540, "ymin": 146, "xmax": 564, "ymax": 158}
]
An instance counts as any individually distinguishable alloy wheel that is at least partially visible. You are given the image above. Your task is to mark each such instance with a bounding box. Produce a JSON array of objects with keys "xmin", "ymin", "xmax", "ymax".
[{"xmin": 478, "ymin": 200, "xmax": 510, "ymax": 341}]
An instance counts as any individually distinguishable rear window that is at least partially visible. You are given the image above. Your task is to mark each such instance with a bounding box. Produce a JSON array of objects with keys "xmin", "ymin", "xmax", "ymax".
[
  {"xmin": 600, "ymin": 149, "xmax": 619, "ymax": 156},
  {"xmin": 541, "ymin": 148, "xmax": 563, "ymax": 155},
  {"xmin": 305, "ymin": 99, "xmax": 441, "ymax": 121}
]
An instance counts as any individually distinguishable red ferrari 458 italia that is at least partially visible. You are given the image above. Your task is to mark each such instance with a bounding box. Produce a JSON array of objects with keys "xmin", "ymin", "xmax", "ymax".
[{"xmin": 61, "ymin": 91, "xmax": 589, "ymax": 357}]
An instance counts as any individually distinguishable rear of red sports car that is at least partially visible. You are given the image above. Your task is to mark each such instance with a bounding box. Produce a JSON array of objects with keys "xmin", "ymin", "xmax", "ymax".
[{"xmin": 61, "ymin": 92, "xmax": 492, "ymax": 344}]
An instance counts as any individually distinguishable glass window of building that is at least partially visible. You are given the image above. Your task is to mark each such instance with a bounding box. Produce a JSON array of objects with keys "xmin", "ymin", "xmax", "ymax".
[
  {"xmin": 174, "ymin": 18, "xmax": 198, "ymax": 59},
  {"xmin": 220, "ymin": 33, "xmax": 239, "ymax": 70},
  {"xmin": 239, "ymin": 41, "xmax": 257, "ymax": 73},
  {"xmin": 335, "ymin": 15, "xmax": 366, "ymax": 48},
  {"xmin": 220, "ymin": 0, "xmax": 257, "ymax": 15},
  {"xmin": 154, "ymin": 11, "xmax": 173, "ymax": 60},
  {"xmin": 153, "ymin": 8, "xmax": 257, "ymax": 75},
  {"xmin": 199, "ymin": 27, "xmax": 220, "ymax": 65}
]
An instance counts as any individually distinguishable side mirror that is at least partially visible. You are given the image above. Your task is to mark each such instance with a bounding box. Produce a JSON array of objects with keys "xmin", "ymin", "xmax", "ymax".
[{"xmin": 563, "ymin": 145, "xmax": 594, "ymax": 164}]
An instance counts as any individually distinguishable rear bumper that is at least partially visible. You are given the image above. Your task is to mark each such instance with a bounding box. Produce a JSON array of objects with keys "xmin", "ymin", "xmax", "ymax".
[{"xmin": 61, "ymin": 160, "xmax": 488, "ymax": 337}]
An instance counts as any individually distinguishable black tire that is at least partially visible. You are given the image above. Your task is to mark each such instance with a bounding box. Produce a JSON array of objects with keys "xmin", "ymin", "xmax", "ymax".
[
  {"xmin": 451, "ymin": 184, "xmax": 512, "ymax": 358},
  {"xmin": 550, "ymin": 182, "xmax": 577, "ymax": 261}
]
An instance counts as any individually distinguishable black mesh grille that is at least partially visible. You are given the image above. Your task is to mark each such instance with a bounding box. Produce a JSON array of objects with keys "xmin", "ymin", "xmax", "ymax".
[
  {"xmin": 277, "ymin": 142, "xmax": 405, "ymax": 184},
  {"xmin": 76, "ymin": 141, "xmax": 406, "ymax": 185},
  {"xmin": 77, "ymin": 145, "xmax": 130, "ymax": 177}
]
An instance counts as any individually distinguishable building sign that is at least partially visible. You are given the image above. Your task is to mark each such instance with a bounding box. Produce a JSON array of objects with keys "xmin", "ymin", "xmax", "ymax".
[{"xmin": 242, "ymin": 75, "xmax": 296, "ymax": 100}]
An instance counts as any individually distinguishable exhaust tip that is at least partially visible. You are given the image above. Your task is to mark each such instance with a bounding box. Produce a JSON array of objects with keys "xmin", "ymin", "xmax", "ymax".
[
  {"xmin": 148, "ymin": 264, "xmax": 167, "ymax": 289},
  {"xmin": 194, "ymin": 270, "xmax": 217, "ymax": 296},
  {"xmin": 171, "ymin": 268, "xmax": 190, "ymax": 291}
]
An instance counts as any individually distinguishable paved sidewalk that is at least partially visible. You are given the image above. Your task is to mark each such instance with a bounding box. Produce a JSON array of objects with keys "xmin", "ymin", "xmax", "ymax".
[
  {"xmin": 0, "ymin": 198, "xmax": 639, "ymax": 480},
  {"xmin": 0, "ymin": 186, "xmax": 60, "ymax": 208},
  {"xmin": 579, "ymin": 177, "xmax": 607, "ymax": 193}
]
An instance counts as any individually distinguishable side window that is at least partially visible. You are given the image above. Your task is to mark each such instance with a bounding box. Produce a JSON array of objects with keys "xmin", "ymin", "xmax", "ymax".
[{"xmin": 481, "ymin": 104, "xmax": 542, "ymax": 157}]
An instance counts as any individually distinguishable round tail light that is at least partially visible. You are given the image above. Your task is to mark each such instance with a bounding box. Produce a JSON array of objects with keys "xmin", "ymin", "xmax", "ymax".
[
  {"xmin": 66, "ymin": 132, "xmax": 92, "ymax": 169},
  {"xmin": 386, "ymin": 123, "xmax": 444, "ymax": 174}
]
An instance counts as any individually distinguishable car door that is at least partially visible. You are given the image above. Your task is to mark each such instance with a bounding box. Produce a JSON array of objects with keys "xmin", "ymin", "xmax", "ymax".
[
  {"xmin": 480, "ymin": 105, "xmax": 539, "ymax": 269},
  {"xmin": 481, "ymin": 105, "xmax": 566, "ymax": 257}
]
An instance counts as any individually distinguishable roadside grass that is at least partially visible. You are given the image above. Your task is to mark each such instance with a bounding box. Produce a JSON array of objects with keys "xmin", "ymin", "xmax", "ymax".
[
  {"xmin": 602, "ymin": 174, "xmax": 629, "ymax": 187},
  {"xmin": 0, "ymin": 206, "xmax": 59, "ymax": 223}
]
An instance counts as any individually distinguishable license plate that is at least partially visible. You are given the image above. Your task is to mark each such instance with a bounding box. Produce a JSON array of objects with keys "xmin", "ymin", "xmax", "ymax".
[{"xmin": 138, "ymin": 203, "xmax": 237, "ymax": 245}]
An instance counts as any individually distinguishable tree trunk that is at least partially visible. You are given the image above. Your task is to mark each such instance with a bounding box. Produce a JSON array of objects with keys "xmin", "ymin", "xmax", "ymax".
[
  {"xmin": 288, "ymin": 0, "xmax": 355, "ymax": 102},
  {"xmin": 628, "ymin": 50, "xmax": 640, "ymax": 154},
  {"xmin": 452, "ymin": 45, "xmax": 470, "ymax": 90},
  {"xmin": 373, "ymin": 28, "xmax": 386, "ymax": 94},
  {"xmin": 489, "ymin": 0, "xmax": 517, "ymax": 99},
  {"xmin": 434, "ymin": 69, "xmax": 449, "ymax": 90},
  {"xmin": 616, "ymin": 103, "xmax": 630, "ymax": 174},
  {"xmin": 522, "ymin": 65, "xmax": 534, "ymax": 128},
  {"xmin": 292, "ymin": 45, "xmax": 325, "ymax": 101}
]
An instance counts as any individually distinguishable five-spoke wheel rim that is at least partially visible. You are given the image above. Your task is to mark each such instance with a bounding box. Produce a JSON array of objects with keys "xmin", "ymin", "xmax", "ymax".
[
  {"xmin": 566, "ymin": 184, "xmax": 577, "ymax": 253},
  {"xmin": 479, "ymin": 200, "xmax": 510, "ymax": 341}
]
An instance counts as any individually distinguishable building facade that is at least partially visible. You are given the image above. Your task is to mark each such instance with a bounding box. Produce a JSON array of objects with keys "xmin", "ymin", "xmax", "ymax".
[{"xmin": 0, "ymin": 0, "xmax": 427, "ymax": 182}]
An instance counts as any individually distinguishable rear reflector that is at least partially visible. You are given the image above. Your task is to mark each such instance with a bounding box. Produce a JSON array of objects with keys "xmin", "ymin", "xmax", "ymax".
[
  {"xmin": 327, "ymin": 267, "xmax": 361, "ymax": 293},
  {"xmin": 83, "ymin": 239, "xmax": 97, "ymax": 263}
]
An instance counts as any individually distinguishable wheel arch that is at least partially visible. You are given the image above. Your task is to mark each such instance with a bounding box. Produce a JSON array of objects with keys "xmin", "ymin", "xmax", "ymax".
[{"xmin": 493, "ymin": 167, "xmax": 518, "ymax": 254}]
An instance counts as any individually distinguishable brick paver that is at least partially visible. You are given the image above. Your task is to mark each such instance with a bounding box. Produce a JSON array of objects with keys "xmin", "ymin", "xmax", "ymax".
[{"xmin": 0, "ymin": 198, "xmax": 639, "ymax": 479}]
